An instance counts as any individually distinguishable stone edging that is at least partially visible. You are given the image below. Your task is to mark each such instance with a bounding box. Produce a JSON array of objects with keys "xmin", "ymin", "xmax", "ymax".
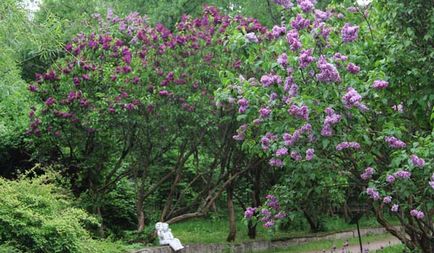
[{"xmin": 132, "ymin": 226, "xmax": 400, "ymax": 253}]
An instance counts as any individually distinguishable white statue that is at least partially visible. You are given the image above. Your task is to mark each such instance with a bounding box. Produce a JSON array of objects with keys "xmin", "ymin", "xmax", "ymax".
[{"xmin": 155, "ymin": 222, "xmax": 184, "ymax": 251}]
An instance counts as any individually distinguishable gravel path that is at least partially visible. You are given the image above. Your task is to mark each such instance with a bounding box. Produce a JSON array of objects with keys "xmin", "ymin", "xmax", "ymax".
[{"xmin": 306, "ymin": 236, "xmax": 402, "ymax": 253}]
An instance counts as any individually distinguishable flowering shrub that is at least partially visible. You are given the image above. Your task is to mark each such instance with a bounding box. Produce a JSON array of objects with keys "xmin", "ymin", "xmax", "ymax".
[
  {"xmin": 244, "ymin": 194, "xmax": 287, "ymax": 230},
  {"xmin": 218, "ymin": 0, "xmax": 433, "ymax": 251}
]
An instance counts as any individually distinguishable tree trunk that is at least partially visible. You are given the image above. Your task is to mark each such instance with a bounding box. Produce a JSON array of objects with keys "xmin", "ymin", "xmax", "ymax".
[
  {"xmin": 136, "ymin": 178, "xmax": 145, "ymax": 232},
  {"xmin": 303, "ymin": 209, "xmax": 321, "ymax": 233},
  {"xmin": 226, "ymin": 182, "xmax": 236, "ymax": 242},
  {"xmin": 248, "ymin": 162, "xmax": 261, "ymax": 239}
]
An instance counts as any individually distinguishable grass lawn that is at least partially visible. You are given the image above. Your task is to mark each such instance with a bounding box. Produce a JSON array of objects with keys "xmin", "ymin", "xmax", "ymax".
[{"xmin": 168, "ymin": 213, "xmax": 398, "ymax": 244}]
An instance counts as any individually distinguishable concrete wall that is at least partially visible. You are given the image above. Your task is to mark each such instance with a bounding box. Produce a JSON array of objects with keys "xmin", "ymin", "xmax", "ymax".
[{"xmin": 132, "ymin": 226, "xmax": 400, "ymax": 253}]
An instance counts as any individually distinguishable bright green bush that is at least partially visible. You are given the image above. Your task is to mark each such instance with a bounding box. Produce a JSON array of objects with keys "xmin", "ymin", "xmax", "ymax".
[{"xmin": 0, "ymin": 173, "xmax": 102, "ymax": 253}]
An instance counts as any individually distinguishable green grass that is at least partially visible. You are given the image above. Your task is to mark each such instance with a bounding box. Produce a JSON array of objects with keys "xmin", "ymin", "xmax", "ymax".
[
  {"xmin": 376, "ymin": 244, "xmax": 406, "ymax": 252},
  {"xmin": 259, "ymin": 233, "xmax": 398, "ymax": 253},
  {"xmin": 168, "ymin": 213, "xmax": 399, "ymax": 244}
]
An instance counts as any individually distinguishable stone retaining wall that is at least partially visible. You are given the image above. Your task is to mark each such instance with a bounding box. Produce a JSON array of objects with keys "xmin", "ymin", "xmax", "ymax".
[{"xmin": 132, "ymin": 226, "xmax": 400, "ymax": 253}]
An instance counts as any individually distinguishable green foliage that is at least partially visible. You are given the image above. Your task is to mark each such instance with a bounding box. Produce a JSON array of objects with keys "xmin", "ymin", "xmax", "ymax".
[{"xmin": 0, "ymin": 172, "xmax": 104, "ymax": 253}]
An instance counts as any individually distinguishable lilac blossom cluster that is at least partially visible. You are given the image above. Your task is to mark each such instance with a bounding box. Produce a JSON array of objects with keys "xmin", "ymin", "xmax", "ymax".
[
  {"xmin": 233, "ymin": 124, "xmax": 248, "ymax": 141},
  {"xmin": 292, "ymin": 14, "xmax": 310, "ymax": 30},
  {"xmin": 286, "ymin": 29, "xmax": 302, "ymax": 51},
  {"xmin": 347, "ymin": 63, "xmax": 360, "ymax": 74},
  {"xmin": 316, "ymin": 56, "xmax": 341, "ymax": 83},
  {"xmin": 245, "ymin": 32, "xmax": 259, "ymax": 43},
  {"xmin": 341, "ymin": 23, "xmax": 359, "ymax": 43},
  {"xmin": 372, "ymin": 80, "xmax": 389, "ymax": 90},
  {"xmin": 383, "ymin": 196, "xmax": 392, "ymax": 204},
  {"xmin": 410, "ymin": 155, "xmax": 425, "ymax": 168},
  {"xmin": 305, "ymin": 148, "xmax": 315, "ymax": 160},
  {"xmin": 366, "ymin": 187, "xmax": 380, "ymax": 200},
  {"xmin": 277, "ymin": 53, "xmax": 288, "ymax": 67},
  {"xmin": 244, "ymin": 207, "xmax": 257, "ymax": 219},
  {"xmin": 261, "ymin": 132, "xmax": 278, "ymax": 151},
  {"xmin": 245, "ymin": 194, "xmax": 286, "ymax": 229},
  {"xmin": 336, "ymin": 141, "xmax": 361, "ymax": 151},
  {"xmin": 237, "ymin": 98, "xmax": 249, "ymax": 113},
  {"xmin": 297, "ymin": 0, "xmax": 315, "ymax": 12},
  {"xmin": 272, "ymin": 25, "xmax": 287, "ymax": 38},
  {"xmin": 288, "ymin": 104, "xmax": 309, "ymax": 120},
  {"xmin": 394, "ymin": 170, "xmax": 411, "ymax": 179},
  {"xmin": 321, "ymin": 107, "xmax": 341, "ymax": 137},
  {"xmin": 384, "ymin": 136, "xmax": 406, "ymax": 149},
  {"xmin": 410, "ymin": 209, "xmax": 425, "ymax": 220},
  {"xmin": 261, "ymin": 74, "xmax": 282, "ymax": 87},
  {"xmin": 299, "ymin": 49, "xmax": 314, "ymax": 68},
  {"xmin": 273, "ymin": 0, "xmax": 293, "ymax": 9},
  {"xmin": 360, "ymin": 167, "xmax": 375, "ymax": 180},
  {"xmin": 342, "ymin": 87, "xmax": 368, "ymax": 111},
  {"xmin": 391, "ymin": 204, "xmax": 399, "ymax": 212}
]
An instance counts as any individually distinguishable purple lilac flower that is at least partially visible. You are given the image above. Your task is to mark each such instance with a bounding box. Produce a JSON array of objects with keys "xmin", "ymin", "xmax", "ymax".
[
  {"xmin": 269, "ymin": 158, "xmax": 284, "ymax": 167},
  {"xmin": 384, "ymin": 136, "xmax": 406, "ymax": 149},
  {"xmin": 276, "ymin": 148, "xmax": 288, "ymax": 157},
  {"xmin": 429, "ymin": 180, "xmax": 434, "ymax": 190},
  {"xmin": 318, "ymin": 23, "xmax": 331, "ymax": 41},
  {"xmin": 341, "ymin": 23, "xmax": 359, "ymax": 43},
  {"xmin": 321, "ymin": 107, "xmax": 341, "ymax": 137},
  {"xmin": 333, "ymin": 53, "xmax": 348, "ymax": 62},
  {"xmin": 261, "ymin": 74, "xmax": 282, "ymax": 87},
  {"xmin": 410, "ymin": 155, "xmax": 425, "ymax": 168},
  {"xmin": 28, "ymin": 85, "xmax": 38, "ymax": 92},
  {"xmin": 244, "ymin": 207, "xmax": 257, "ymax": 219},
  {"xmin": 283, "ymin": 129, "xmax": 302, "ymax": 146},
  {"xmin": 275, "ymin": 212, "xmax": 287, "ymax": 219},
  {"xmin": 261, "ymin": 136, "xmax": 271, "ymax": 151},
  {"xmin": 259, "ymin": 107, "xmax": 272, "ymax": 118},
  {"xmin": 366, "ymin": 188, "xmax": 380, "ymax": 200},
  {"xmin": 272, "ymin": 25, "xmax": 287, "ymax": 38},
  {"xmin": 233, "ymin": 124, "xmax": 248, "ymax": 141},
  {"xmin": 394, "ymin": 170, "xmax": 411, "ymax": 179},
  {"xmin": 291, "ymin": 14, "xmax": 310, "ymax": 30},
  {"xmin": 342, "ymin": 87, "xmax": 368, "ymax": 111},
  {"xmin": 290, "ymin": 151, "xmax": 302, "ymax": 161},
  {"xmin": 383, "ymin": 196, "xmax": 392, "ymax": 204},
  {"xmin": 288, "ymin": 104, "xmax": 309, "ymax": 120},
  {"xmin": 347, "ymin": 6, "xmax": 359, "ymax": 13},
  {"xmin": 314, "ymin": 9, "xmax": 331, "ymax": 22},
  {"xmin": 336, "ymin": 141, "xmax": 361, "ymax": 151},
  {"xmin": 361, "ymin": 167, "xmax": 375, "ymax": 180},
  {"xmin": 391, "ymin": 204, "xmax": 399, "ymax": 212},
  {"xmin": 410, "ymin": 209, "xmax": 424, "ymax": 219},
  {"xmin": 305, "ymin": 148, "xmax": 314, "ymax": 160},
  {"xmin": 274, "ymin": 0, "xmax": 293, "ymax": 9},
  {"xmin": 45, "ymin": 97, "xmax": 56, "ymax": 106},
  {"xmin": 386, "ymin": 175, "xmax": 395, "ymax": 184},
  {"xmin": 392, "ymin": 103, "xmax": 404, "ymax": 113},
  {"xmin": 159, "ymin": 90, "xmax": 170, "ymax": 96},
  {"xmin": 263, "ymin": 220, "xmax": 275, "ymax": 228},
  {"xmin": 316, "ymin": 56, "xmax": 341, "ymax": 83},
  {"xmin": 347, "ymin": 63, "xmax": 360, "ymax": 74},
  {"xmin": 297, "ymin": 0, "xmax": 314, "ymax": 12},
  {"xmin": 266, "ymin": 195, "xmax": 280, "ymax": 210},
  {"xmin": 372, "ymin": 80, "xmax": 389, "ymax": 89},
  {"xmin": 277, "ymin": 53, "xmax": 288, "ymax": 67},
  {"xmin": 245, "ymin": 32, "xmax": 259, "ymax": 43},
  {"xmin": 299, "ymin": 49, "xmax": 314, "ymax": 69},
  {"xmin": 287, "ymin": 29, "xmax": 302, "ymax": 51},
  {"xmin": 237, "ymin": 98, "xmax": 249, "ymax": 113}
]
